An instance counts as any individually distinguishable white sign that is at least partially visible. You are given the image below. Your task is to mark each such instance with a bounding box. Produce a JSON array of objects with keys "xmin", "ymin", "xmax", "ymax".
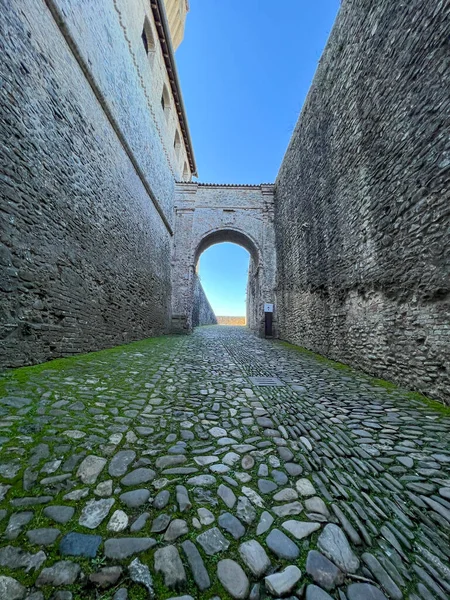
[{"xmin": 264, "ymin": 303, "xmax": 274, "ymax": 313}]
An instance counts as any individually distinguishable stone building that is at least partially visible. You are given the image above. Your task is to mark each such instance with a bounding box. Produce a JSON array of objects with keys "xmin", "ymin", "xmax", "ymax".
[{"xmin": 1, "ymin": 0, "xmax": 449, "ymax": 401}]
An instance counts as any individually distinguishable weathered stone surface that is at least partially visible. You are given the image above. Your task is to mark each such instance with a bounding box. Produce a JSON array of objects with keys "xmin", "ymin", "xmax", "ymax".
[
  {"xmin": 347, "ymin": 583, "xmax": 389, "ymax": 600},
  {"xmin": 77, "ymin": 455, "xmax": 106, "ymax": 484},
  {"xmin": 305, "ymin": 584, "xmax": 334, "ymax": 600},
  {"xmin": 151, "ymin": 513, "xmax": 171, "ymax": 533},
  {"xmin": 27, "ymin": 528, "xmax": 61, "ymax": 546},
  {"xmin": 218, "ymin": 512, "xmax": 246, "ymax": 539},
  {"xmin": 104, "ymin": 538, "xmax": 156, "ymax": 559},
  {"xmin": 120, "ymin": 489, "xmax": 150, "ymax": 508},
  {"xmin": 264, "ymin": 565, "xmax": 301, "ymax": 596},
  {"xmin": 306, "ymin": 550, "xmax": 344, "ymax": 591},
  {"xmin": 0, "ymin": 546, "xmax": 46, "ymax": 572},
  {"xmin": 198, "ymin": 507, "xmax": 215, "ymax": 525},
  {"xmin": 239, "ymin": 540, "xmax": 271, "ymax": 577},
  {"xmin": 282, "ymin": 520, "xmax": 321, "ymax": 540},
  {"xmin": 109, "ymin": 451, "xmax": 136, "ymax": 477},
  {"xmin": 296, "ymin": 479, "xmax": 316, "ymax": 497},
  {"xmin": 128, "ymin": 558, "xmax": 154, "ymax": 597},
  {"xmin": 6, "ymin": 512, "xmax": 34, "ymax": 539},
  {"xmin": 197, "ymin": 527, "xmax": 230, "ymax": 555},
  {"xmin": 361, "ymin": 553, "xmax": 403, "ymax": 600},
  {"xmin": 217, "ymin": 559, "xmax": 249, "ymax": 599},
  {"xmin": 89, "ymin": 566, "xmax": 123, "ymax": 588},
  {"xmin": 43, "ymin": 506, "xmax": 75, "ymax": 524},
  {"xmin": 236, "ymin": 496, "xmax": 257, "ymax": 524},
  {"xmin": 79, "ymin": 498, "xmax": 115, "ymax": 529},
  {"xmin": 266, "ymin": 529, "xmax": 299, "ymax": 560},
  {"xmin": 164, "ymin": 519, "xmax": 188, "ymax": 542},
  {"xmin": 181, "ymin": 540, "xmax": 211, "ymax": 591},
  {"xmin": 317, "ymin": 524, "xmax": 360, "ymax": 573},
  {"xmin": 121, "ymin": 468, "xmax": 155, "ymax": 486},
  {"xmin": 187, "ymin": 474, "xmax": 216, "ymax": 486},
  {"xmin": 272, "ymin": 501, "xmax": 303, "ymax": 517},
  {"xmin": 36, "ymin": 561, "xmax": 80, "ymax": 586},
  {"xmin": 0, "ymin": 576, "xmax": 26, "ymax": 600},
  {"xmin": 154, "ymin": 545, "xmax": 186, "ymax": 589},
  {"xmin": 107, "ymin": 510, "xmax": 129, "ymax": 532},
  {"xmin": 256, "ymin": 511, "xmax": 274, "ymax": 535},
  {"xmin": 60, "ymin": 533, "xmax": 102, "ymax": 558},
  {"xmin": 218, "ymin": 484, "xmax": 236, "ymax": 508}
]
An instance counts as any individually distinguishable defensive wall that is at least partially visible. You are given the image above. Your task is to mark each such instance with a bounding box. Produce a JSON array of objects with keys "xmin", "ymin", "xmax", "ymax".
[
  {"xmin": 274, "ymin": 0, "xmax": 450, "ymax": 402},
  {"xmin": 192, "ymin": 275, "xmax": 217, "ymax": 327},
  {"xmin": 0, "ymin": 0, "xmax": 194, "ymax": 367}
]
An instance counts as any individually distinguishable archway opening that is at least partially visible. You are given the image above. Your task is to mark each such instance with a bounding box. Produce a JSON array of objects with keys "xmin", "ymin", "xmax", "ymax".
[{"xmin": 197, "ymin": 242, "xmax": 250, "ymax": 325}]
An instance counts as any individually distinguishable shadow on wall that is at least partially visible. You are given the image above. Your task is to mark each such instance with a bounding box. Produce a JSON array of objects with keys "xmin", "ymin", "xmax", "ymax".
[
  {"xmin": 192, "ymin": 275, "xmax": 217, "ymax": 327},
  {"xmin": 217, "ymin": 316, "xmax": 246, "ymax": 326}
]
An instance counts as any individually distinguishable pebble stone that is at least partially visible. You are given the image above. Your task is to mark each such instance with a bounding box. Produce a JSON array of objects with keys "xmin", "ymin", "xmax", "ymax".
[
  {"xmin": 264, "ymin": 565, "xmax": 302, "ymax": 596},
  {"xmin": 305, "ymin": 584, "xmax": 335, "ymax": 599},
  {"xmin": 217, "ymin": 559, "xmax": 250, "ymax": 599},
  {"xmin": 0, "ymin": 326, "xmax": 448, "ymax": 600},
  {"xmin": 282, "ymin": 520, "xmax": 321, "ymax": 540},
  {"xmin": 306, "ymin": 550, "xmax": 344, "ymax": 590},
  {"xmin": 266, "ymin": 529, "xmax": 300, "ymax": 559},
  {"xmin": 347, "ymin": 583, "xmax": 389, "ymax": 600},
  {"xmin": 154, "ymin": 545, "xmax": 186, "ymax": 588},
  {"xmin": 0, "ymin": 576, "xmax": 26, "ymax": 600},
  {"xmin": 239, "ymin": 540, "xmax": 271, "ymax": 577},
  {"xmin": 317, "ymin": 524, "xmax": 360, "ymax": 574},
  {"xmin": 197, "ymin": 527, "xmax": 230, "ymax": 555},
  {"xmin": 79, "ymin": 498, "xmax": 115, "ymax": 529}
]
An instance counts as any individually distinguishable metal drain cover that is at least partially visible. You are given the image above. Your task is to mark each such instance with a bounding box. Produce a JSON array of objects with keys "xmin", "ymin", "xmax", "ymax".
[{"xmin": 249, "ymin": 376, "xmax": 284, "ymax": 387}]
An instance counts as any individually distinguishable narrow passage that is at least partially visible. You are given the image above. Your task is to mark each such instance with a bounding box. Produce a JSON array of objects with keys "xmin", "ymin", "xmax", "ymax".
[{"xmin": 0, "ymin": 326, "xmax": 449, "ymax": 600}]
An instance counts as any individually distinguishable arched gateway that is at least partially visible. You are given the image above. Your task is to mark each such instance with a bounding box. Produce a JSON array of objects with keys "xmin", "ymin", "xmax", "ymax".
[{"xmin": 171, "ymin": 182, "xmax": 276, "ymax": 335}]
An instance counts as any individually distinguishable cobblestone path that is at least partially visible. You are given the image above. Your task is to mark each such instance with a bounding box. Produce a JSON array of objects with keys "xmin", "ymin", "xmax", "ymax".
[{"xmin": 0, "ymin": 326, "xmax": 449, "ymax": 600}]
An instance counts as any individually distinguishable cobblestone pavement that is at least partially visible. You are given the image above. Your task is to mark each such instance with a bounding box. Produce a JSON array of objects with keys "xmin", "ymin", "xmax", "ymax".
[{"xmin": 0, "ymin": 326, "xmax": 449, "ymax": 600}]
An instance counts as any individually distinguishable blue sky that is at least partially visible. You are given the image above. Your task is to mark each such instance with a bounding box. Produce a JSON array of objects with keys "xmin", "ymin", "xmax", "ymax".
[
  {"xmin": 177, "ymin": 0, "xmax": 340, "ymax": 315},
  {"xmin": 198, "ymin": 243, "xmax": 250, "ymax": 317}
]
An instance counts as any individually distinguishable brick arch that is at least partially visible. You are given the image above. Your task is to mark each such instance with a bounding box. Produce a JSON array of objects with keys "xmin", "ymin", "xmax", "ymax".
[
  {"xmin": 193, "ymin": 227, "xmax": 261, "ymax": 267},
  {"xmin": 171, "ymin": 183, "xmax": 276, "ymax": 335}
]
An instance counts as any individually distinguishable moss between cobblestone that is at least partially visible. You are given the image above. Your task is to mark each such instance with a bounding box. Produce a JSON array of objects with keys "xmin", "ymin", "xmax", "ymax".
[{"xmin": 277, "ymin": 339, "xmax": 450, "ymax": 415}]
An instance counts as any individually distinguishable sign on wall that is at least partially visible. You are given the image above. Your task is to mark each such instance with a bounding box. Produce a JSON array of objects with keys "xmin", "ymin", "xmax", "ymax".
[{"xmin": 264, "ymin": 303, "xmax": 274, "ymax": 313}]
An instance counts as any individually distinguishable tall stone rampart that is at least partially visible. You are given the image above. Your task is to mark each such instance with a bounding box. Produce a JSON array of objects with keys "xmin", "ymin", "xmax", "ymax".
[
  {"xmin": 275, "ymin": 0, "xmax": 450, "ymax": 402},
  {"xmin": 192, "ymin": 275, "xmax": 217, "ymax": 327},
  {"xmin": 0, "ymin": 0, "xmax": 190, "ymax": 367}
]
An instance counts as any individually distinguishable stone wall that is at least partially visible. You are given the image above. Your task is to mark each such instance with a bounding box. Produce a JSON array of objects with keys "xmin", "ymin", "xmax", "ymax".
[
  {"xmin": 0, "ymin": 0, "xmax": 183, "ymax": 367},
  {"xmin": 192, "ymin": 276, "xmax": 217, "ymax": 327},
  {"xmin": 275, "ymin": 0, "xmax": 450, "ymax": 402},
  {"xmin": 171, "ymin": 183, "xmax": 276, "ymax": 335}
]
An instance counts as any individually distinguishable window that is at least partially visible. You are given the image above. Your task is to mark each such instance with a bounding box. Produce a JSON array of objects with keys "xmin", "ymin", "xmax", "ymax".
[
  {"xmin": 183, "ymin": 162, "xmax": 190, "ymax": 181},
  {"xmin": 174, "ymin": 130, "xmax": 181, "ymax": 157},
  {"xmin": 141, "ymin": 18, "xmax": 155, "ymax": 63},
  {"xmin": 161, "ymin": 84, "xmax": 170, "ymax": 120}
]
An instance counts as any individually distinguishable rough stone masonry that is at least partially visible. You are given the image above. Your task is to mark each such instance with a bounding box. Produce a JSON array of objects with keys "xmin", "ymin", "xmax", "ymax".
[
  {"xmin": 275, "ymin": 0, "xmax": 450, "ymax": 403},
  {"xmin": 0, "ymin": 0, "xmax": 449, "ymax": 404}
]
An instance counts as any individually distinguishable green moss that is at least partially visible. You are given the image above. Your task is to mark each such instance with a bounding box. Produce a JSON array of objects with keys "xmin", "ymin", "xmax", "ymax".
[
  {"xmin": 276, "ymin": 340, "xmax": 450, "ymax": 416},
  {"xmin": 276, "ymin": 340, "xmax": 353, "ymax": 372},
  {"xmin": 0, "ymin": 335, "xmax": 177, "ymax": 397}
]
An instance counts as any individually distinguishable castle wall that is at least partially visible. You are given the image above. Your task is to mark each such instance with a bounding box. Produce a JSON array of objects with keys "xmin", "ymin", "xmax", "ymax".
[
  {"xmin": 192, "ymin": 275, "xmax": 217, "ymax": 327},
  {"xmin": 0, "ymin": 0, "xmax": 183, "ymax": 367},
  {"xmin": 274, "ymin": 0, "xmax": 450, "ymax": 402}
]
